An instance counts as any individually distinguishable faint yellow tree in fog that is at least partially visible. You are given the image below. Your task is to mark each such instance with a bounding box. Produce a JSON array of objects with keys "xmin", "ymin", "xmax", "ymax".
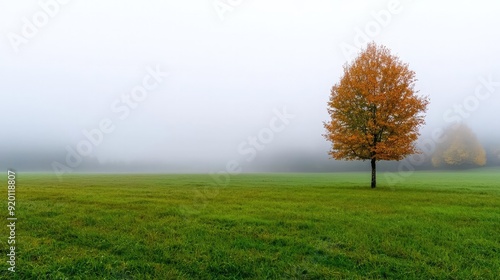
[{"xmin": 432, "ymin": 123, "xmax": 486, "ymax": 167}]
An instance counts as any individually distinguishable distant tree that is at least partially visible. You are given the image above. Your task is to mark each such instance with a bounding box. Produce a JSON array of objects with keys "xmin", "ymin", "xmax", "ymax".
[
  {"xmin": 432, "ymin": 123, "xmax": 486, "ymax": 168},
  {"xmin": 324, "ymin": 42, "xmax": 429, "ymax": 188}
]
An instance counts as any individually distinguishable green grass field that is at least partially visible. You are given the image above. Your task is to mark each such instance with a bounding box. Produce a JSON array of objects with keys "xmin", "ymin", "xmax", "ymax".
[{"xmin": 1, "ymin": 169, "xmax": 499, "ymax": 279}]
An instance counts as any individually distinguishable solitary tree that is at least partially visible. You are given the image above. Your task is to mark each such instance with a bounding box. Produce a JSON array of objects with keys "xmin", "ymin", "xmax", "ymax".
[
  {"xmin": 324, "ymin": 43, "xmax": 429, "ymax": 188},
  {"xmin": 432, "ymin": 123, "xmax": 486, "ymax": 168}
]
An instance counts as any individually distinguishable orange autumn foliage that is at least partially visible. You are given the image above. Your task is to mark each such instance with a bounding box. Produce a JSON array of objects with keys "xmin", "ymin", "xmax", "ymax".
[{"xmin": 324, "ymin": 43, "xmax": 429, "ymax": 177}]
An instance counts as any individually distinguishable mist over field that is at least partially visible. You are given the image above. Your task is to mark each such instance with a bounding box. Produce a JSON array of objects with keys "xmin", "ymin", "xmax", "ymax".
[
  {"xmin": 1, "ymin": 0, "xmax": 499, "ymax": 174},
  {"xmin": 2, "ymin": 2, "xmax": 500, "ymax": 278}
]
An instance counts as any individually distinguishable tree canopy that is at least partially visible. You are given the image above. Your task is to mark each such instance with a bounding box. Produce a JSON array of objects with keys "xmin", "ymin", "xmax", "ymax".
[
  {"xmin": 324, "ymin": 42, "xmax": 429, "ymax": 188},
  {"xmin": 432, "ymin": 123, "xmax": 486, "ymax": 168}
]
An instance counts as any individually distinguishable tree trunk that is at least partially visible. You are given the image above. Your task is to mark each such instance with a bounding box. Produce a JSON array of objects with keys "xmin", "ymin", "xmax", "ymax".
[{"xmin": 371, "ymin": 158, "xmax": 376, "ymax": 188}]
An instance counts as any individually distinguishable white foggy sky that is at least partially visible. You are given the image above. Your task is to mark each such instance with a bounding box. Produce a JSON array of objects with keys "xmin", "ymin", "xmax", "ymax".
[{"xmin": 1, "ymin": 0, "xmax": 499, "ymax": 171}]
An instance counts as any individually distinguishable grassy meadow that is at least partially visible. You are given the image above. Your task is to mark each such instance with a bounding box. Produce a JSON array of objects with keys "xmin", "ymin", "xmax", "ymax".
[{"xmin": 1, "ymin": 169, "xmax": 499, "ymax": 279}]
